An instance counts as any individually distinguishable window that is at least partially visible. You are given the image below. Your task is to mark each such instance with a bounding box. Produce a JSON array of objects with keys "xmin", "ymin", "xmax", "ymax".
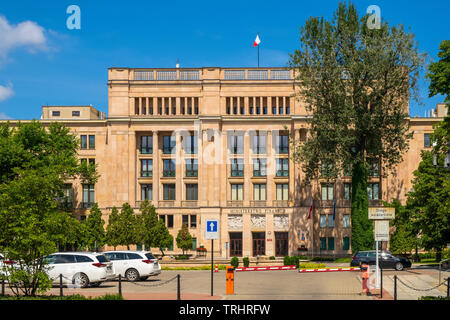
[
  {"xmin": 327, "ymin": 237, "xmax": 335, "ymax": 250},
  {"xmin": 57, "ymin": 184, "xmax": 73, "ymax": 210},
  {"xmin": 229, "ymin": 134, "xmax": 244, "ymax": 154},
  {"xmin": 230, "ymin": 232, "xmax": 243, "ymax": 257},
  {"xmin": 186, "ymin": 184, "xmax": 198, "ymax": 200},
  {"xmin": 321, "ymin": 161, "xmax": 333, "ymax": 176},
  {"xmin": 343, "ymin": 214, "xmax": 350, "ymax": 228},
  {"xmin": 328, "ymin": 215, "xmax": 335, "ymax": 227},
  {"xmin": 231, "ymin": 184, "xmax": 243, "ymax": 201},
  {"xmin": 141, "ymin": 159, "xmax": 153, "ymax": 177},
  {"xmin": 141, "ymin": 136, "xmax": 153, "ymax": 154},
  {"xmin": 167, "ymin": 215, "xmax": 174, "ymax": 228},
  {"xmin": 80, "ymin": 135, "xmax": 87, "ymax": 149},
  {"xmin": 252, "ymin": 134, "xmax": 267, "ymax": 154},
  {"xmin": 253, "ymin": 184, "xmax": 266, "ymax": 201},
  {"xmin": 82, "ymin": 184, "xmax": 94, "ymax": 208},
  {"xmin": 184, "ymin": 134, "xmax": 197, "ymax": 154},
  {"xmin": 276, "ymin": 134, "xmax": 289, "ymax": 153},
  {"xmin": 276, "ymin": 184, "xmax": 289, "ymax": 200},
  {"xmin": 368, "ymin": 159, "xmax": 380, "ymax": 177},
  {"xmin": 424, "ymin": 133, "xmax": 431, "ymax": 148},
  {"xmin": 163, "ymin": 159, "xmax": 176, "ymax": 177},
  {"xmin": 278, "ymin": 97, "xmax": 284, "ymax": 114},
  {"xmin": 190, "ymin": 215, "xmax": 197, "ymax": 228},
  {"xmin": 249, "ymin": 98, "xmax": 254, "ymax": 115},
  {"xmin": 253, "ymin": 158, "xmax": 267, "ymax": 177},
  {"xmin": 88, "ymin": 135, "xmax": 95, "ymax": 150},
  {"xmin": 141, "ymin": 184, "xmax": 152, "ymax": 200},
  {"xmin": 163, "ymin": 184, "xmax": 176, "ymax": 200},
  {"xmin": 343, "ymin": 237, "xmax": 350, "ymax": 250},
  {"xmin": 276, "ymin": 158, "xmax": 289, "ymax": 177},
  {"xmin": 163, "ymin": 135, "xmax": 176, "ymax": 154},
  {"xmin": 126, "ymin": 253, "xmax": 142, "ymax": 260},
  {"xmin": 272, "ymin": 97, "xmax": 277, "ymax": 114},
  {"xmin": 321, "ymin": 184, "xmax": 334, "ymax": 200},
  {"xmin": 192, "ymin": 238, "xmax": 197, "ymax": 250},
  {"xmin": 367, "ymin": 183, "xmax": 379, "ymax": 200},
  {"xmin": 344, "ymin": 183, "xmax": 351, "ymax": 200},
  {"xmin": 75, "ymin": 255, "xmax": 93, "ymax": 263},
  {"xmin": 182, "ymin": 214, "xmax": 189, "ymax": 226},
  {"xmin": 320, "ymin": 238, "xmax": 327, "ymax": 250},
  {"xmin": 231, "ymin": 158, "xmax": 244, "ymax": 177},
  {"xmin": 319, "ymin": 214, "xmax": 327, "ymax": 228},
  {"xmin": 286, "ymin": 98, "xmax": 290, "ymax": 115},
  {"xmin": 72, "ymin": 111, "xmax": 80, "ymax": 117},
  {"xmin": 185, "ymin": 159, "xmax": 198, "ymax": 177},
  {"xmin": 52, "ymin": 111, "xmax": 60, "ymax": 117}
]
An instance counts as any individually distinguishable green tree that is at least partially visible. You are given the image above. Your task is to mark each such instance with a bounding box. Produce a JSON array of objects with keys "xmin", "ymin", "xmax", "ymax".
[
  {"xmin": 153, "ymin": 219, "xmax": 174, "ymax": 256},
  {"xmin": 427, "ymin": 40, "xmax": 450, "ymax": 107},
  {"xmin": 106, "ymin": 207, "xmax": 121, "ymax": 250},
  {"xmin": 118, "ymin": 203, "xmax": 138, "ymax": 250},
  {"xmin": 85, "ymin": 203, "xmax": 106, "ymax": 251},
  {"xmin": 176, "ymin": 223, "xmax": 193, "ymax": 255},
  {"xmin": 385, "ymin": 199, "xmax": 416, "ymax": 255},
  {"xmin": 288, "ymin": 2, "xmax": 425, "ymax": 253},
  {"xmin": 0, "ymin": 121, "xmax": 99, "ymax": 296}
]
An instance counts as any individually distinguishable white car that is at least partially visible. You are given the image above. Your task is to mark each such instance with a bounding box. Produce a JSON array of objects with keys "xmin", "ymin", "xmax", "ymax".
[
  {"xmin": 0, "ymin": 253, "xmax": 18, "ymax": 278},
  {"xmin": 103, "ymin": 251, "xmax": 161, "ymax": 281},
  {"xmin": 42, "ymin": 252, "xmax": 116, "ymax": 288}
]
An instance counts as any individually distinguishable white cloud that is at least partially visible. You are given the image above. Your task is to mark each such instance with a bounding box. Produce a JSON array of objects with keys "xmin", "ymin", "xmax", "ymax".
[
  {"xmin": 0, "ymin": 15, "xmax": 47, "ymax": 60},
  {"xmin": 0, "ymin": 112, "xmax": 12, "ymax": 120},
  {"xmin": 0, "ymin": 83, "xmax": 14, "ymax": 102}
]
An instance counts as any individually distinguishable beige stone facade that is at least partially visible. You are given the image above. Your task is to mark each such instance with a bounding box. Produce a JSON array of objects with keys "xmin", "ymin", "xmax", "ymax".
[{"xmin": 5, "ymin": 67, "xmax": 447, "ymax": 258}]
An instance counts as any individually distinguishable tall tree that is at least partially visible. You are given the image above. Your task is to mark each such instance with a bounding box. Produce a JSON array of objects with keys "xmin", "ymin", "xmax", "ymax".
[
  {"xmin": 288, "ymin": 1, "xmax": 425, "ymax": 253},
  {"xmin": 176, "ymin": 223, "xmax": 193, "ymax": 256},
  {"xmin": 385, "ymin": 199, "xmax": 417, "ymax": 256},
  {"xmin": 427, "ymin": 40, "xmax": 450, "ymax": 107},
  {"xmin": 85, "ymin": 203, "xmax": 106, "ymax": 251},
  {"xmin": 138, "ymin": 200, "xmax": 159, "ymax": 249},
  {"xmin": 118, "ymin": 203, "xmax": 138, "ymax": 250},
  {"xmin": 106, "ymin": 206, "xmax": 121, "ymax": 250},
  {"xmin": 153, "ymin": 219, "xmax": 174, "ymax": 256}
]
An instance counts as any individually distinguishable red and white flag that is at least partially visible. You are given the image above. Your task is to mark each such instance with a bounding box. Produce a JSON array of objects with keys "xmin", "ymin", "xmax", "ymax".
[
  {"xmin": 307, "ymin": 202, "xmax": 313, "ymax": 220},
  {"xmin": 253, "ymin": 34, "xmax": 261, "ymax": 47}
]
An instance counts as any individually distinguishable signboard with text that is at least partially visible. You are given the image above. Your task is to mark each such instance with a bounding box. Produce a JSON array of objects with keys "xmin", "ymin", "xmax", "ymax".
[
  {"xmin": 374, "ymin": 220, "xmax": 390, "ymax": 241},
  {"xmin": 369, "ymin": 207, "xmax": 395, "ymax": 220}
]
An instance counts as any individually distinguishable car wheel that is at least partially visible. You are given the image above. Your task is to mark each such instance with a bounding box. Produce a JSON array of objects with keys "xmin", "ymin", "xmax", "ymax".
[
  {"xmin": 140, "ymin": 276, "xmax": 149, "ymax": 281},
  {"xmin": 73, "ymin": 273, "xmax": 90, "ymax": 288},
  {"xmin": 395, "ymin": 262, "xmax": 404, "ymax": 271},
  {"xmin": 125, "ymin": 268, "xmax": 140, "ymax": 282}
]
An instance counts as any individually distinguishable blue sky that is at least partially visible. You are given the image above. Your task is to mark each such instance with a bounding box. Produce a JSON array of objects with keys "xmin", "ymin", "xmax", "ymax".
[{"xmin": 0, "ymin": 0, "xmax": 448, "ymax": 120}]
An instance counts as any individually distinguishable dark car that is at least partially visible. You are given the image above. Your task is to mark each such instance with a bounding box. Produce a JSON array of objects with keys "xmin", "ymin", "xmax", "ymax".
[{"xmin": 350, "ymin": 251, "xmax": 412, "ymax": 271}]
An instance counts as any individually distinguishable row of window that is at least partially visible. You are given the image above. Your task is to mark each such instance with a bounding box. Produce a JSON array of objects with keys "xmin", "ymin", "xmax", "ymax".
[
  {"xmin": 225, "ymin": 97, "xmax": 291, "ymax": 115},
  {"xmin": 319, "ymin": 214, "xmax": 351, "ymax": 228},
  {"xmin": 134, "ymin": 97, "xmax": 200, "ymax": 116},
  {"xmin": 320, "ymin": 237, "xmax": 351, "ymax": 251},
  {"xmin": 52, "ymin": 110, "xmax": 81, "ymax": 117},
  {"xmin": 80, "ymin": 135, "xmax": 95, "ymax": 150},
  {"xmin": 321, "ymin": 182, "xmax": 380, "ymax": 201}
]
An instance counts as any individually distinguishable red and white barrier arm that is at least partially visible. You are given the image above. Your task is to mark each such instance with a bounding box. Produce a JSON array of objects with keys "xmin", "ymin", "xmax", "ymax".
[
  {"xmin": 235, "ymin": 265, "xmax": 297, "ymax": 272},
  {"xmin": 298, "ymin": 267, "xmax": 360, "ymax": 273}
]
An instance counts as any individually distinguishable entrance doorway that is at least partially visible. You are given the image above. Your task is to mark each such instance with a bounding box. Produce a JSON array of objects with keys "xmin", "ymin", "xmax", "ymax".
[
  {"xmin": 252, "ymin": 232, "xmax": 265, "ymax": 256},
  {"xmin": 275, "ymin": 232, "xmax": 289, "ymax": 256},
  {"xmin": 229, "ymin": 232, "xmax": 242, "ymax": 257}
]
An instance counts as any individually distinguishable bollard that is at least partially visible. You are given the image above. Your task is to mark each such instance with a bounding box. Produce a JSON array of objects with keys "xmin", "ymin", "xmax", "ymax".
[
  {"xmin": 59, "ymin": 274, "xmax": 63, "ymax": 297},
  {"xmin": 447, "ymin": 277, "xmax": 449, "ymax": 298},
  {"xmin": 361, "ymin": 264, "xmax": 369, "ymax": 295},
  {"xmin": 118, "ymin": 274, "xmax": 122, "ymax": 297},
  {"xmin": 1, "ymin": 278, "xmax": 4, "ymax": 296},
  {"xmin": 177, "ymin": 274, "xmax": 181, "ymax": 300},
  {"xmin": 226, "ymin": 266, "xmax": 235, "ymax": 295},
  {"xmin": 394, "ymin": 275, "xmax": 397, "ymax": 300},
  {"xmin": 380, "ymin": 267, "xmax": 383, "ymax": 299}
]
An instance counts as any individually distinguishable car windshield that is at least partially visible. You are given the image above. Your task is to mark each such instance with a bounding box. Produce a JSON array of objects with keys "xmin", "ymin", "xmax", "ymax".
[
  {"xmin": 145, "ymin": 253, "xmax": 156, "ymax": 260},
  {"xmin": 96, "ymin": 255, "xmax": 110, "ymax": 263}
]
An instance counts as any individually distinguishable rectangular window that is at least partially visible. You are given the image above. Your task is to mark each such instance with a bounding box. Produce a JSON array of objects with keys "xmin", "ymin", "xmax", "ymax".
[
  {"xmin": 286, "ymin": 98, "xmax": 290, "ymax": 115},
  {"xmin": 424, "ymin": 133, "xmax": 431, "ymax": 148},
  {"xmin": 185, "ymin": 134, "xmax": 197, "ymax": 154},
  {"xmin": 343, "ymin": 237, "xmax": 350, "ymax": 250},
  {"xmin": 276, "ymin": 158, "xmax": 289, "ymax": 177},
  {"xmin": 231, "ymin": 158, "xmax": 244, "ymax": 177},
  {"xmin": 88, "ymin": 135, "xmax": 95, "ymax": 150},
  {"xmin": 230, "ymin": 232, "xmax": 243, "ymax": 257},
  {"xmin": 321, "ymin": 161, "xmax": 333, "ymax": 176},
  {"xmin": 186, "ymin": 184, "xmax": 198, "ymax": 200},
  {"xmin": 229, "ymin": 134, "xmax": 244, "ymax": 154},
  {"xmin": 320, "ymin": 238, "xmax": 327, "ymax": 250},
  {"xmin": 82, "ymin": 184, "xmax": 94, "ymax": 208},
  {"xmin": 252, "ymin": 134, "xmax": 267, "ymax": 154},
  {"xmin": 367, "ymin": 183, "xmax": 379, "ymax": 200},
  {"xmin": 167, "ymin": 215, "xmax": 174, "ymax": 228},
  {"xmin": 52, "ymin": 111, "xmax": 60, "ymax": 117},
  {"xmin": 141, "ymin": 184, "xmax": 152, "ymax": 200},
  {"xmin": 253, "ymin": 184, "xmax": 266, "ymax": 201},
  {"xmin": 368, "ymin": 159, "xmax": 380, "ymax": 177},
  {"xmin": 182, "ymin": 214, "xmax": 189, "ymax": 226},
  {"xmin": 141, "ymin": 159, "xmax": 153, "ymax": 177},
  {"xmin": 272, "ymin": 97, "xmax": 277, "ymax": 114},
  {"xmin": 343, "ymin": 214, "xmax": 350, "ymax": 228},
  {"xmin": 321, "ymin": 184, "xmax": 334, "ymax": 200},
  {"xmin": 163, "ymin": 184, "xmax": 176, "ymax": 200},
  {"xmin": 253, "ymin": 158, "xmax": 266, "ymax": 177},
  {"xmin": 192, "ymin": 237, "xmax": 197, "ymax": 250},
  {"xmin": 327, "ymin": 237, "xmax": 335, "ymax": 250},
  {"xmin": 80, "ymin": 135, "xmax": 87, "ymax": 149},
  {"xmin": 319, "ymin": 214, "xmax": 327, "ymax": 228},
  {"xmin": 72, "ymin": 111, "xmax": 80, "ymax": 117},
  {"xmin": 276, "ymin": 134, "xmax": 289, "ymax": 154},
  {"xmin": 185, "ymin": 159, "xmax": 198, "ymax": 177},
  {"xmin": 190, "ymin": 215, "xmax": 197, "ymax": 228},
  {"xmin": 163, "ymin": 159, "xmax": 176, "ymax": 177},
  {"xmin": 141, "ymin": 136, "xmax": 153, "ymax": 154},
  {"xmin": 231, "ymin": 184, "xmax": 243, "ymax": 201},
  {"xmin": 328, "ymin": 215, "xmax": 335, "ymax": 227},
  {"xmin": 344, "ymin": 183, "xmax": 351, "ymax": 200},
  {"xmin": 163, "ymin": 135, "xmax": 176, "ymax": 154},
  {"xmin": 276, "ymin": 184, "xmax": 289, "ymax": 200}
]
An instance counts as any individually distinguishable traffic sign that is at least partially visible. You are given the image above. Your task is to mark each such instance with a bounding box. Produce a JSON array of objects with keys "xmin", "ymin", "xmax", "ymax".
[
  {"xmin": 374, "ymin": 220, "xmax": 389, "ymax": 241},
  {"xmin": 205, "ymin": 219, "xmax": 219, "ymax": 240}
]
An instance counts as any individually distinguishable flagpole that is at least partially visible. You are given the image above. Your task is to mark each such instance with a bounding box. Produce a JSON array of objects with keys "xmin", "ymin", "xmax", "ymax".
[{"xmin": 257, "ymin": 32, "xmax": 260, "ymax": 68}]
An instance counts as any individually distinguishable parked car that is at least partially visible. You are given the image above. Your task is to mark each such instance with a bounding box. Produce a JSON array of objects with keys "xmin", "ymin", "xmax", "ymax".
[
  {"xmin": 41, "ymin": 252, "xmax": 116, "ymax": 288},
  {"xmin": 0, "ymin": 253, "xmax": 18, "ymax": 277},
  {"xmin": 103, "ymin": 250, "xmax": 161, "ymax": 281},
  {"xmin": 350, "ymin": 250, "xmax": 412, "ymax": 271}
]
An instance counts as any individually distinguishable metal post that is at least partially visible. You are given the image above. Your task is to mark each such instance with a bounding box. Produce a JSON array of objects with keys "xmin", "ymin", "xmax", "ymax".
[
  {"xmin": 380, "ymin": 267, "xmax": 383, "ymax": 299},
  {"xmin": 211, "ymin": 239, "xmax": 214, "ymax": 296},
  {"xmin": 375, "ymin": 240, "xmax": 379, "ymax": 289},
  {"xmin": 394, "ymin": 275, "xmax": 397, "ymax": 300},
  {"xmin": 447, "ymin": 277, "xmax": 449, "ymax": 298},
  {"xmin": 118, "ymin": 274, "xmax": 122, "ymax": 296},
  {"xmin": 177, "ymin": 274, "xmax": 181, "ymax": 300},
  {"xmin": 59, "ymin": 274, "xmax": 63, "ymax": 297}
]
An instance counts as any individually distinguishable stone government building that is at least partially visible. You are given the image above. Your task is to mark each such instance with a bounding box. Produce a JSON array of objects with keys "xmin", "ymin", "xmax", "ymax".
[{"xmin": 7, "ymin": 67, "xmax": 448, "ymax": 258}]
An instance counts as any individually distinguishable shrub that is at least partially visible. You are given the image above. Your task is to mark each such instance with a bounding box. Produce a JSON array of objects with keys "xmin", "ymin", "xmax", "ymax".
[
  {"xmin": 174, "ymin": 255, "xmax": 189, "ymax": 260},
  {"xmin": 298, "ymin": 263, "xmax": 326, "ymax": 269},
  {"xmin": 230, "ymin": 257, "xmax": 239, "ymax": 268},
  {"xmin": 311, "ymin": 256, "xmax": 334, "ymax": 262},
  {"xmin": 243, "ymin": 257, "xmax": 250, "ymax": 267},
  {"xmin": 269, "ymin": 256, "xmax": 276, "ymax": 260}
]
